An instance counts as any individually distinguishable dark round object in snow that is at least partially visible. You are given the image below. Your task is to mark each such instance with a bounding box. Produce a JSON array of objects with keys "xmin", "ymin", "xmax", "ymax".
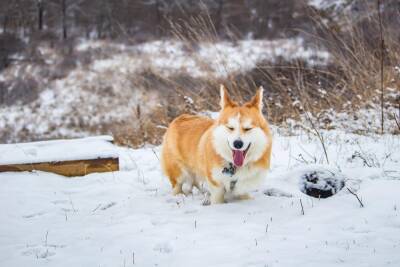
[{"xmin": 298, "ymin": 168, "xmax": 345, "ymax": 198}]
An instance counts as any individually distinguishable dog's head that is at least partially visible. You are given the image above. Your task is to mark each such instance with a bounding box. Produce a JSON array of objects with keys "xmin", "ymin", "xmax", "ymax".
[{"xmin": 213, "ymin": 85, "xmax": 271, "ymax": 167}]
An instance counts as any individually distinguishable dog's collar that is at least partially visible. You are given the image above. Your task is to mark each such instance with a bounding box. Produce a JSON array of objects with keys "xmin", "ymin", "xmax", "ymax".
[{"xmin": 222, "ymin": 162, "xmax": 236, "ymax": 177}]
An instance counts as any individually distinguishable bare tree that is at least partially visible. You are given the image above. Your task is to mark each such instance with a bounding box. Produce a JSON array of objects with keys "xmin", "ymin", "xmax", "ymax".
[{"xmin": 37, "ymin": 0, "xmax": 44, "ymax": 31}]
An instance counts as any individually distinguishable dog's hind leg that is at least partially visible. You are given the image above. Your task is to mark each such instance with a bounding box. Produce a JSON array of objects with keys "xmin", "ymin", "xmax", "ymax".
[
  {"xmin": 161, "ymin": 155, "xmax": 184, "ymax": 195},
  {"xmin": 172, "ymin": 182, "xmax": 183, "ymax": 195}
]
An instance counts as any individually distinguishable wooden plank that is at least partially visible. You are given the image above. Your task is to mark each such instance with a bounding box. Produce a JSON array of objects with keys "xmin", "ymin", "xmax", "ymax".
[{"xmin": 0, "ymin": 157, "xmax": 119, "ymax": 177}]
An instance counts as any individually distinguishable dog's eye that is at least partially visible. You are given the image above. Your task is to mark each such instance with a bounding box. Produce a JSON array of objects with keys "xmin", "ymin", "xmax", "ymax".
[
  {"xmin": 226, "ymin": 126, "xmax": 234, "ymax": 131},
  {"xmin": 243, "ymin": 127, "xmax": 253, "ymax": 132}
]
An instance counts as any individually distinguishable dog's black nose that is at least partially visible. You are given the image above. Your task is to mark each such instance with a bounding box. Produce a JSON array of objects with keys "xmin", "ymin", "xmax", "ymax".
[{"xmin": 233, "ymin": 140, "xmax": 243, "ymax": 149}]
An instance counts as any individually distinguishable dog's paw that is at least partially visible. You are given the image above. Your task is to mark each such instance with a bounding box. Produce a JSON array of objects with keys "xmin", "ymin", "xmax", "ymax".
[
  {"xmin": 202, "ymin": 198, "xmax": 211, "ymax": 206},
  {"xmin": 237, "ymin": 193, "xmax": 253, "ymax": 200},
  {"xmin": 172, "ymin": 184, "xmax": 183, "ymax": 196}
]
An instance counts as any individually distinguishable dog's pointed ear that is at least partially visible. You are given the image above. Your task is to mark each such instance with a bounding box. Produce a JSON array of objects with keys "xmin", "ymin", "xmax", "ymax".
[
  {"xmin": 219, "ymin": 84, "xmax": 236, "ymax": 109},
  {"xmin": 246, "ymin": 86, "xmax": 264, "ymax": 112}
]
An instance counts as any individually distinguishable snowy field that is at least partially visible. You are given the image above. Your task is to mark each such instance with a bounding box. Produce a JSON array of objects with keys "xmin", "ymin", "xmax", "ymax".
[{"xmin": 1, "ymin": 129, "xmax": 399, "ymax": 267}]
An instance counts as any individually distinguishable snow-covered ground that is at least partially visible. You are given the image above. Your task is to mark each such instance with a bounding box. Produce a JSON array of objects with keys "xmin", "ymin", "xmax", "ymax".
[{"xmin": 1, "ymin": 129, "xmax": 399, "ymax": 267}]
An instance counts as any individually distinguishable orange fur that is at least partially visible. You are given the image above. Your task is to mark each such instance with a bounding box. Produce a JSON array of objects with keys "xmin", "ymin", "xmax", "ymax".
[{"xmin": 161, "ymin": 85, "xmax": 272, "ymax": 201}]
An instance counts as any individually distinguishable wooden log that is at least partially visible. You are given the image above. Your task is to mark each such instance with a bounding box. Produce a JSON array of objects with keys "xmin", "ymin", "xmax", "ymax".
[{"xmin": 0, "ymin": 157, "xmax": 119, "ymax": 177}]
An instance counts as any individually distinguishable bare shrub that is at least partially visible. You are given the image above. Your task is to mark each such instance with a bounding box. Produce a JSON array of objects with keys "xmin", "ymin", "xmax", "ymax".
[
  {"xmin": 0, "ymin": 33, "xmax": 24, "ymax": 70},
  {"xmin": 161, "ymin": 4, "xmax": 400, "ymax": 134},
  {"xmin": 0, "ymin": 78, "xmax": 39, "ymax": 106}
]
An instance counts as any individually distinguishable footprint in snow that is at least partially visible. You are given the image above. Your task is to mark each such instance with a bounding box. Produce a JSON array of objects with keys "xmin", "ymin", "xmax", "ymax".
[
  {"xmin": 51, "ymin": 200, "xmax": 69, "ymax": 205},
  {"xmin": 153, "ymin": 242, "xmax": 173, "ymax": 253},
  {"xmin": 263, "ymin": 188, "xmax": 293, "ymax": 198},
  {"xmin": 21, "ymin": 246, "xmax": 56, "ymax": 259},
  {"xmin": 22, "ymin": 212, "xmax": 46, "ymax": 218}
]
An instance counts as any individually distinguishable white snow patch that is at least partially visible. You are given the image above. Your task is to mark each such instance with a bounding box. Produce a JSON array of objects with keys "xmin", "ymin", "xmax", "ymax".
[
  {"xmin": 0, "ymin": 136, "xmax": 117, "ymax": 165},
  {"xmin": 308, "ymin": 0, "xmax": 346, "ymax": 10}
]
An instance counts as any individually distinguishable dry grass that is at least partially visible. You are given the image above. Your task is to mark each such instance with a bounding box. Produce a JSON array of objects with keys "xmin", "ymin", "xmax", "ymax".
[
  {"xmin": 135, "ymin": 4, "xmax": 399, "ymax": 134},
  {"xmin": 113, "ymin": 5, "xmax": 400, "ymax": 147}
]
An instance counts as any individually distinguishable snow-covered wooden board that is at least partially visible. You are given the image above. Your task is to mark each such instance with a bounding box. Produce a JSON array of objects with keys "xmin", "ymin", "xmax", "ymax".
[{"xmin": 0, "ymin": 136, "xmax": 119, "ymax": 176}]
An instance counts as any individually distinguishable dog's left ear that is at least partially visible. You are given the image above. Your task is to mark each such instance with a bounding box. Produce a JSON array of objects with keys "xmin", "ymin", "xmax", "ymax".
[
  {"xmin": 220, "ymin": 84, "xmax": 236, "ymax": 109},
  {"xmin": 245, "ymin": 86, "xmax": 264, "ymax": 112}
]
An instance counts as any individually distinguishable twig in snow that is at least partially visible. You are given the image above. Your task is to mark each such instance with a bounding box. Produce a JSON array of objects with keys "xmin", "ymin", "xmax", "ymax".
[
  {"xmin": 394, "ymin": 113, "xmax": 400, "ymax": 131},
  {"xmin": 347, "ymin": 187, "xmax": 364, "ymax": 207},
  {"xmin": 298, "ymin": 144, "xmax": 317, "ymax": 163},
  {"xmin": 92, "ymin": 204, "xmax": 101, "ymax": 213},
  {"xmin": 303, "ymin": 111, "xmax": 329, "ymax": 164},
  {"xmin": 132, "ymin": 251, "xmax": 135, "ymax": 265},
  {"xmin": 265, "ymin": 224, "xmax": 269, "ymax": 233},
  {"xmin": 100, "ymin": 202, "xmax": 117, "ymax": 211},
  {"xmin": 68, "ymin": 195, "xmax": 77, "ymax": 212},
  {"xmin": 151, "ymin": 148, "xmax": 160, "ymax": 162},
  {"xmin": 299, "ymin": 201, "xmax": 305, "ymax": 215},
  {"xmin": 44, "ymin": 230, "xmax": 49, "ymax": 247},
  {"xmin": 293, "ymin": 77, "xmax": 329, "ymax": 164},
  {"xmin": 299, "ymin": 199, "xmax": 305, "ymax": 215}
]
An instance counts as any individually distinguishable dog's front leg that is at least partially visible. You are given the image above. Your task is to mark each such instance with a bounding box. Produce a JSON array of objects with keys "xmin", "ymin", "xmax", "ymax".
[
  {"xmin": 208, "ymin": 184, "xmax": 225, "ymax": 204},
  {"xmin": 202, "ymin": 187, "xmax": 225, "ymax": 205},
  {"xmin": 203, "ymin": 172, "xmax": 225, "ymax": 205}
]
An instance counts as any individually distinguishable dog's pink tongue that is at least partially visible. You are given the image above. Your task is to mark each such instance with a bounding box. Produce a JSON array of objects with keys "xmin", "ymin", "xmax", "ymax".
[{"xmin": 233, "ymin": 150, "xmax": 245, "ymax": 167}]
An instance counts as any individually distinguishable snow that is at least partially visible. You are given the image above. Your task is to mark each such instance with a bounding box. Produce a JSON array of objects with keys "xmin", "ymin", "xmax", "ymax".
[
  {"xmin": 0, "ymin": 136, "xmax": 118, "ymax": 165},
  {"xmin": 308, "ymin": 0, "xmax": 346, "ymax": 10},
  {"xmin": 1, "ymin": 130, "xmax": 400, "ymax": 266},
  {"xmin": 91, "ymin": 38, "xmax": 329, "ymax": 78}
]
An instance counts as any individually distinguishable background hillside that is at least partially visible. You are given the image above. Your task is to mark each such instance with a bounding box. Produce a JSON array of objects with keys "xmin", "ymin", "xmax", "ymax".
[{"xmin": 0, "ymin": 0, "xmax": 399, "ymax": 145}]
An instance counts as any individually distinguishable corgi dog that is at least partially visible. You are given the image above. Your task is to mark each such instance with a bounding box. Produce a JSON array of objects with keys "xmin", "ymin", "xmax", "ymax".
[{"xmin": 161, "ymin": 85, "xmax": 272, "ymax": 204}]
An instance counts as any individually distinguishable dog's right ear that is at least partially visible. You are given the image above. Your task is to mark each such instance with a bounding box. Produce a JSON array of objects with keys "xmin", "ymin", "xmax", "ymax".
[{"xmin": 220, "ymin": 84, "xmax": 236, "ymax": 109}]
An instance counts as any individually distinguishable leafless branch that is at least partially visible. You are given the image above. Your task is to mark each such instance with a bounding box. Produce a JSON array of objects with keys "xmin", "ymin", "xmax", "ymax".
[
  {"xmin": 303, "ymin": 111, "xmax": 330, "ymax": 164},
  {"xmin": 347, "ymin": 187, "xmax": 364, "ymax": 208},
  {"xmin": 151, "ymin": 148, "xmax": 160, "ymax": 162},
  {"xmin": 377, "ymin": 0, "xmax": 385, "ymax": 134},
  {"xmin": 394, "ymin": 113, "xmax": 400, "ymax": 131},
  {"xmin": 299, "ymin": 199, "xmax": 305, "ymax": 215}
]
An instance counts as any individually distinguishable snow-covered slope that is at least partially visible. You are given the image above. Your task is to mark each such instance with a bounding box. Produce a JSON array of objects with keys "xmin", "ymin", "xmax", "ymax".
[{"xmin": 0, "ymin": 130, "xmax": 399, "ymax": 267}]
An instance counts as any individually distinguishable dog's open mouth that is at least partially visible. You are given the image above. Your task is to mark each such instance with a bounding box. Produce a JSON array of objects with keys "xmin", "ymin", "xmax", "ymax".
[{"xmin": 232, "ymin": 143, "xmax": 251, "ymax": 167}]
